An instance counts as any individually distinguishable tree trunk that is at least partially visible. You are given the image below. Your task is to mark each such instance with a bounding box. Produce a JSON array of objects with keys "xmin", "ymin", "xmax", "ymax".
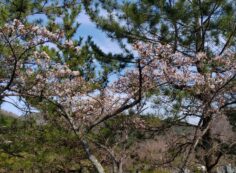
[
  {"xmin": 113, "ymin": 160, "xmax": 123, "ymax": 173},
  {"xmin": 113, "ymin": 160, "xmax": 118, "ymax": 173},
  {"xmin": 201, "ymin": 116, "xmax": 215, "ymax": 173},
  {"xmin": 118, "ymin": 161, "xmax": 123, "ymax": 173},
  {"xmin": 81, "ymin": 139, "xmax": 105, "ymax": 173}
]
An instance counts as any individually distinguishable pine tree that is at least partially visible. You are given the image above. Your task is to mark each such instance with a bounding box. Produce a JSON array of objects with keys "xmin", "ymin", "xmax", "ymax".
[
  {"xmin": 83, "ymin": 1, "xmax": 236, "ymax": 172},
  {"xmin": 83, "ymin": 0, "xmax": 236, "ymax": 56}
]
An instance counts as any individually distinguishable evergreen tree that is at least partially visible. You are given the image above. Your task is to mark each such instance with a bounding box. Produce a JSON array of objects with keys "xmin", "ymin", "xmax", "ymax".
[
  {"xmin": 83, "ymin": 0, "xmax": 236, "ymax": 56},
  {"xmin": 83, "ymin": 1, "xmax": 236, "ymax": 172}
]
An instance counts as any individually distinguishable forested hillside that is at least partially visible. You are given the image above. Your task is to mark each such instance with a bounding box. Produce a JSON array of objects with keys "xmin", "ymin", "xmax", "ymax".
[{"xmin": 0, "ymin": 110, "xmax": 235, "ymax": 172}]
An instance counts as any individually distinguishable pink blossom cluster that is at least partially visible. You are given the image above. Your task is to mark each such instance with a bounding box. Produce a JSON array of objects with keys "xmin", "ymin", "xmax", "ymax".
[
  {"xmin": 3, "ymin": 19, "xmax": 235, "ymax": 130},
  {"xmin": 133, "ymin": 42, "xmax": 236, "ymax": 119},
  {"xmin": 1, "ymin": 19, "xmax": 146, "ymax": 128},
  {"xmin": 17, "ymin": 50, "xmax": 139, "ymax": 127},
  {"xmin": 133, "ymin": 42, "xmax": 236, "ymax": 94},
  {"xmin": 0, "ymin": 19, "xmax": 82, "ymax": 96},
  {"xmin": 0, "ymin": 19, "xmax": 81, "ymax": 52},
  {"xmin": 1, "ymin": 19, "xmax": 63, "ymax": 47}
]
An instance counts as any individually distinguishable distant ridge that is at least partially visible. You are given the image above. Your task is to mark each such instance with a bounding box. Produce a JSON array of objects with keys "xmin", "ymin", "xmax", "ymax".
[{"xmin": 0, "ymin": 109, "xmax": 18, "ymax": 118}]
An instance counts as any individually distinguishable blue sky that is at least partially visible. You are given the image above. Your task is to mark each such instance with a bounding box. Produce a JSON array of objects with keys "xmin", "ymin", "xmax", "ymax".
[{"xmin": 76, "ymin": 11, "xmax": 123, "ymax": 54}]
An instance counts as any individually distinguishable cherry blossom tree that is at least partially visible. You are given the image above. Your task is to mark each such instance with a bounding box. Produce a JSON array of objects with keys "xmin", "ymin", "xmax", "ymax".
[
  {"xmin": 0, "ymin": 19, "xmax": 64, "ymax": 104},
  {"xmin": 1, "ymin": 15, "xmax": 235, "ymax": 173},
  {"xmin": 133, "ymin": 42, "xmax": 236, "ymax": 172},
  {"xmin": 0, "ymin": 0, "xmax": 82, "ymax": 105},
  {"xmin": 0, "ymin": 19, "xmax": 147, "ymax": 173}
]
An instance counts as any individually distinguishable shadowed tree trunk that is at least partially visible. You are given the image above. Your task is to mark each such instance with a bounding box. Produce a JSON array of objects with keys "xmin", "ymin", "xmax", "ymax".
[
  {"xmin": 113, "ymin": 160, "xmax": 123, "ymax": 173},
  {"xmin": 81, "ymin": 139, "xmax": 105, "ymax": 173}
]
